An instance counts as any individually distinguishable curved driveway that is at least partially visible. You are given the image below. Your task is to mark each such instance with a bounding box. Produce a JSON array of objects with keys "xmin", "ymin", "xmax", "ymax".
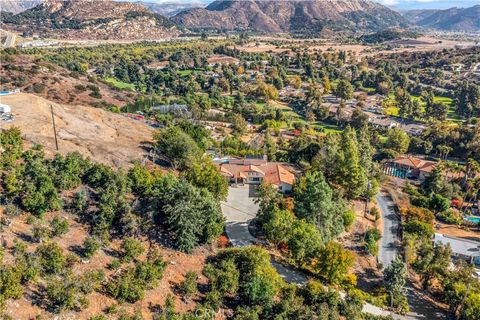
[
  {"xmin": 221, "ymin": 185, "xmax": 393, "ymax": 317},
  {"xmin": 377, "ymin": 192, "xmax": 449, "ymax": 320}
]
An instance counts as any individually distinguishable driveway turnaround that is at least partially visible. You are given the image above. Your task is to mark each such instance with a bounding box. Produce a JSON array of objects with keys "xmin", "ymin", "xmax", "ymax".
[{"xmin": 221, "ymin": 184, "xmax": 259, "ymax": 247}]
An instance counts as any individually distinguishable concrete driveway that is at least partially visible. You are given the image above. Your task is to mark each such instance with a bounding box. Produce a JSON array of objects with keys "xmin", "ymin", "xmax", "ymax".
[
  {"xmin": 377, "ymin": 193, "xmax": 401, "ymax": 268},
  {"xmin": 220, "ymin": 186, "xmax": 406, "ymax": 318},
  {"xmin": 221, "ymin": 184, "xmax": 259, "ymax": 247},
  {"xmin": 377, "ymin": 193, "xmax": 449, "ymax": 320}
]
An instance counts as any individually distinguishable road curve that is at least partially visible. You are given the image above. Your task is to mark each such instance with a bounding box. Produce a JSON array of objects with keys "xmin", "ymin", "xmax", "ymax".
[{"xmin": 221, "ymin": 185, "xmax": 394, "ymax": 318}]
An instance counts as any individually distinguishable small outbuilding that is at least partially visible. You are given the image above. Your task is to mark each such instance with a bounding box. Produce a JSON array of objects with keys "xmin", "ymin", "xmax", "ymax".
[
  {"xmin": 0, "ymin": 104, "xmax": 11, "ymax": 113},
  {"xmin": 434, "ymin": 233, "xmax": 480, "ymax": 268}
]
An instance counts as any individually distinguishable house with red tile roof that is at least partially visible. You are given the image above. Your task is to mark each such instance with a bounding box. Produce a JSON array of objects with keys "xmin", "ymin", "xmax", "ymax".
[
  {"xmin": 383, "ymin": 156, "xmax": 463, "ymax": 181},
  {"xmin": 217, "ymin": 157, "xmax": 296, "ymax": 194}
]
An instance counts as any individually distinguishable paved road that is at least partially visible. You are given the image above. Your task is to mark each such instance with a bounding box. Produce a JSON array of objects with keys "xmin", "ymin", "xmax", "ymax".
[
  {"xmin": 377, "ymin": 193, "xmax": 401, "ymax": 268},
  {"xmin": 221, "ymin": 185, "xmax": 391, "ymax": 317},
  {"xmin": 2, "ymin": 31, "xmax": 16, "ymax": 48},
  {"xmin": 376, "ymin": 192, "xmax": 450, "ymax": 320}
]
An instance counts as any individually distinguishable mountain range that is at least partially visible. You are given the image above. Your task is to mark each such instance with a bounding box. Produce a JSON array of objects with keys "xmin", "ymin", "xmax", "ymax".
[
  {"xmin": 0, "ymin": 0, "xmax": 478, "ymax": 40},
  {"xmin": 402, "ymin": 5, "xmax": 480, "ymax": 32},
  {"xmin": 0, "ymin": 0, "xmax": 42, "ymax": 14},
  {"xmin": 136, "ymin": 1, "xmax": 205, "ymax": 17},
  {"xmin": 171, "ymin": 0, "xmax": 409, "ymax": 34},
  {"xmin": 0, "ymin": 0, "xmax": 179, "ymax": 40}
]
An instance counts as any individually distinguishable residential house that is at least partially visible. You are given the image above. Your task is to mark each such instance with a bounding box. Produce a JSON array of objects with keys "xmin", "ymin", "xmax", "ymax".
[
  {"xmin": 217, "ymin": 156, "xmax": 296, "ymax": 194},
  {"xmin": 434, "ymin": 233, "xmax": 480, "ymax": 269},
  {"xmin": 383, "ymin": 156, "xmax": 437, "ymax": 180}
]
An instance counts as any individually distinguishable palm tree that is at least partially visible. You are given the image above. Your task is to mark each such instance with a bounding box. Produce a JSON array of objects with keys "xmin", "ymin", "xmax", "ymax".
[
  {"xmin": 443, "ymin": 161, "xmax": 460, "ymax": 183},
  {"xmin": 437, "ymin": 144, "xmax": 452, "ymax": 161}
]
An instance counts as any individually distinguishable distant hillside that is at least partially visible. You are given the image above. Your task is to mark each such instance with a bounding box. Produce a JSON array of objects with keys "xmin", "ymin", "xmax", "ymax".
[
  {"xmin": 171, "ymin": 0, "xmax": 409, "ymax": 35},
  {"xmin": 403, "ymin": 5, "xmax": 480, "ymax": 31},
  {"xmin": 0, "ymin": 0, "xmax": 41, "ymax": 14},
  {"xmin": 136, "ymin": 1, "xmax": 205, "ymax": 17},
  {"xmin": 0, "ymin": 0, "xmax": 179, "ymax": 40}
]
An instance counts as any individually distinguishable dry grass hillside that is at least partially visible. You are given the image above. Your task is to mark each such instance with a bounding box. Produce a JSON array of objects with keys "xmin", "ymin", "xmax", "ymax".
[{"xmin": 0, "ymin": 93, "xmax": 153, "ymax": 168}]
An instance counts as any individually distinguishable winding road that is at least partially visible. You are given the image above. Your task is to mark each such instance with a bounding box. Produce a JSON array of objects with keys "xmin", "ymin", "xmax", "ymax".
[
  {"xmin": 221, "ymin": 185, "xmax": 391, "ymax": 317},
  {"xmin": 377, "ymin": 192, "xmax": 450, "ymax": 320}
]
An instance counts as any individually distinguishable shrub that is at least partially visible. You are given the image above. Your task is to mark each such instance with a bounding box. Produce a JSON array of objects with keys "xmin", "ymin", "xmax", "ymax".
[
  {"xmin": 36, "ymin": 242, "xmax": 67, "ymax": 275},
  {"xmin": 106, "ymin": 252, "xmax": 166, "ymax": 303},
  {"xmin": 50, "ymin": 217, "xmax": 69, "ymax": 237},
  {"xmin": 120, "ymin": 238, "xmax": 144, "ymax": 262},
  {"xmin": 342, "ymin": 210, "xmax": 356, "ymax": 229},
  {"xmin": 83, "ymin": 236, "xmax": 101, "ymax": 258},
  {"xmin": 32, "ymin": 225, "xmax": 51, "ymax": 242},
  {"xmin": 32, "ymin": 83, "xmax": 46, "ymax": 93},
  {"xmin": 74, "ymin": 84, "xmax": 86, "ymax": 92},
  {"xmin": 365, "ymin": 228, "xmax": 381, "ymax": 256},
  {"xmin": 437, "ymin": 210, "xmax": 462, "ymax": 225},
  {"xmin": 180, "ymin": 271, "xmax": 198, "ymax": 297},
  {"xmin": 403, "ymin": 220, "xmax": 434, "ymax": 238}
]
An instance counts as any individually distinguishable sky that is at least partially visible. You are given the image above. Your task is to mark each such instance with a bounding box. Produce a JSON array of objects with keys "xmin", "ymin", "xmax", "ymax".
[{"xmin": 377, "ymin": 0, "xmax": 480, "ymax": 10}]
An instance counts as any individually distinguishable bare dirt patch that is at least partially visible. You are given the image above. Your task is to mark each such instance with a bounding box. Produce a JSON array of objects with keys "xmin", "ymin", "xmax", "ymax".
[
  {"xmin": 0, "ymin": 54, "xmax": 135, "ymax": 108},
  {"xmin": 0, "ymin": 93, "xmax": 153, "ymax": 168}
]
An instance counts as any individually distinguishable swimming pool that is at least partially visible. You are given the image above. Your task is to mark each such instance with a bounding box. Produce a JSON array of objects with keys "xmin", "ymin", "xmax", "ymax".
[
  {"xmin": 0, "ymin": 90, "xmax": 19, "ymax": 96},
  {"xmin": 464, "ymin": 216, "xmax": 480, "ymax": 223}
]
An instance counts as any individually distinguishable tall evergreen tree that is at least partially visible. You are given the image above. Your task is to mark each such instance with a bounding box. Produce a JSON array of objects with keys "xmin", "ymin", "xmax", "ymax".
[
  {"xmin": 335, "ymin": 126, "xmax": 367, "ymax": 199},
  {"xmin": 384, "ymin": 255, "xmax": 408, "ymax": 310},
  {"xmin": 293, "ymin": 171, "xmax": 345, "ymax": 243}
]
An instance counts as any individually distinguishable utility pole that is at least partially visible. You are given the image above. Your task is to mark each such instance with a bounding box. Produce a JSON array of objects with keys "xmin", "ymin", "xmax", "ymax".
[
  {"xmin": 364, "ymin": 180, "xmax": 371, "ymax": 217},
  {"xmin": 50, "ymin": 105, "xmax": 59, "ymax": 151}
]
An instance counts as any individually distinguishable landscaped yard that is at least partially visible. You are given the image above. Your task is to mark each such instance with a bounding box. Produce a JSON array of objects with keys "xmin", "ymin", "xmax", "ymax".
[{"xmin": 104, "ymin": 77, "xmax": 135, "ymax": 90}]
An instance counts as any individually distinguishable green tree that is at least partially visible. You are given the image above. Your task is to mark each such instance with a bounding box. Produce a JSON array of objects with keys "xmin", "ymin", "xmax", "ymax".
[
  {"xmin": 315, "ymin": 242, "xmax": 354, "ymax": 284},
  {"xmin": 335, "ymin": 126, "xmax": 367, "ymax": 199},
  {"xmin": 0, "ymin": 265, "xmax": 23, "ymax": 308},
  {"xmin": 384, "ymin": 128, "xmax": 410, "ymax": 154},
  {"xmin": 154, "ymin": 126, "xmax": 201, "ymax": 169},
  {"xmin": 335, "ymin": 80, "xmax": 353, "ymax": 101},
  {"xmin": 184, "ymin": 158, "xmax": 228, "ymax": 201},
  {"xmin": 293, "ymin": 171, "xmax": 345, "ymax": 243},
  {"xmin": 384, "ymin": 255, "xmax": 408, "ymax": 311},
  {"xmin": 413, "ymin": 242, "xmax": 451, "ymax": 289},
  {"xmin": 156, "ymin": 179, "xmax": 224, "ymax": 253},
  {"xmin": 287, "ymin": 219, "xmax": 322, "ymax": 265}
]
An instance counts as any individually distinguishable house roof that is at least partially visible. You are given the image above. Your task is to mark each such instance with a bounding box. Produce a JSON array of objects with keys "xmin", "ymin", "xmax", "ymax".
[
  {"xmin": 389, "ymin": 156, "xmax": 436, "ymax": 171},
  {"xmin": 218, "ymin": 161, "xmax": 296, "ymax": 186},
  {"xmin": 434, "ymin": 233, "xmax": 480, "ymax": 258},
  {"xmin": 265, "ymin": 164, "xmax": 295, "ymax": 185}
]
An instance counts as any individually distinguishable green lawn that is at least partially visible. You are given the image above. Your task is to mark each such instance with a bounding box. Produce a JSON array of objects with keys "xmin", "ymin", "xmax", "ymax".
[
  {"xmin": 384, "ymin": 94, "xmax": 457, "ymax": 119},
  {"xmin": 313, "ymin": 121, "xmax": 343, "ymax": 134},
  {"xmin": 433, "ymin": 96, "xmax": 453, "ymax": 105},
  {"xmin": 178, "ymin": 69, "xmax": 194, "ymax": 76},
  {"xmin": 104, "ymin": 77, "xmax": 135, "ymax": 90}
]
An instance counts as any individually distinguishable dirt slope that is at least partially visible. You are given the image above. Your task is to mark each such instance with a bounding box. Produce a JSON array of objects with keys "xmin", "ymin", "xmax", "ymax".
[{"xmin": 0, "ymin": 92, "xmax": 153, "ymax": 168}]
